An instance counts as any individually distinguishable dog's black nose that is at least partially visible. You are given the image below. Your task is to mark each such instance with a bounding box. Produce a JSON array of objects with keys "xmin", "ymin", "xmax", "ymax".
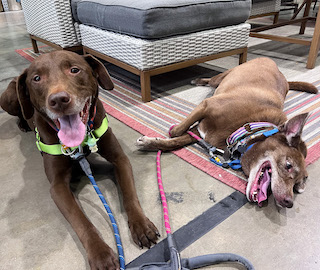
[
  {"xmin": 48, "ymin": 92, "xmax": 71, "ymax": 111},
  {"xmin": 283, "ymin": 197, "xmax": 293, "ymax": 208}
]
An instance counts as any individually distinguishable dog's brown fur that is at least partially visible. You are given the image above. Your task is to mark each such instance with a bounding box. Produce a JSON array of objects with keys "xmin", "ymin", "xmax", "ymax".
[
  {"xmin": 136, "ymin": 57, "xmax": 318, "ymax": 208},
  {"xmin": 0, "ymin": 51, "xmax": 159, "ymax": 269}
]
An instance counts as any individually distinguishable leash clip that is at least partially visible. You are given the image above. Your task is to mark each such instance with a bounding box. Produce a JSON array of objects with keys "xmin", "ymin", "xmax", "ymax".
[
  {"xmin": 61, "ymin": 145, "xmax": 77, "ymax": 156},
  {"xmin": 61, "ymin": 145, "xmax": 86, "ymax": 160}
]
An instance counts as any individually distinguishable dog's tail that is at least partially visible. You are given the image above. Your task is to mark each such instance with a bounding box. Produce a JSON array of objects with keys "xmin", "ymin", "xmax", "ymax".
[{"xmin": 288, "ymin": 81, "xmax": 318, "ymax": 94}]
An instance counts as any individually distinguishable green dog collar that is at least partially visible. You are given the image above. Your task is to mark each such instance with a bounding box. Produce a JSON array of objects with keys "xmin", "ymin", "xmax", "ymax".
[{"xmin": 35, "ymin": 115, "xmax": 109, "ymax": 155}]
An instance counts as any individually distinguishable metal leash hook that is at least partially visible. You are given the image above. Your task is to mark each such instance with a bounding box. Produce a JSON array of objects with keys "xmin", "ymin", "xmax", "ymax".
[
  {"xmin": 126, "ymin": 151, "xmax": 254, "ymax": 270},
  {"xmin": 186, "ymin": 131, "xmax": 242, "ymax": 170}
]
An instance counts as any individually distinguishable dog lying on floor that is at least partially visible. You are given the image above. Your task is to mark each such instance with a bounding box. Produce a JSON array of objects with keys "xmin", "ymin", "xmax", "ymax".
[
  {"xmin": 136, "ymin": 57, "xmax": 318, "ymax": 209},
  {"xmin": 0, "ymin": 50, "xmax": 159, "ymax": 269}
]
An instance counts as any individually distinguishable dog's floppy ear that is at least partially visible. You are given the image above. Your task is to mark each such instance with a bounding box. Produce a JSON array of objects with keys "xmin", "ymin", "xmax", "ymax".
[
  {"xmin": 16, "ymin": 69, "xmax": 34, "ymax": 120},
  {"xmin": 280, "ymin": 113, "xmax": 309, "ymax": 155},
  {"xmin": 83, "ymin": 54, "xmax": 114, "ymax": 90},
  {"xmin": 0, "ymin": 77, "xmax": 19, "ymax": 115}
]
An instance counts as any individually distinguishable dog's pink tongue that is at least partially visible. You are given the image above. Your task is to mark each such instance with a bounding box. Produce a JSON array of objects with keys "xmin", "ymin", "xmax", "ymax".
[
  {"xmin": 57, "ymin": 114, "xmax": 86, "ymax": 147},
  {"xmin": 257, "ymin": 171, "xmax": 271, "ymax": 206}
]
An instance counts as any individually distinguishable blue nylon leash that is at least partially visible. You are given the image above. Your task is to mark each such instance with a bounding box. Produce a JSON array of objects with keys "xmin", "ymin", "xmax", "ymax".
[{"xmin": 79, "ymin": 157, "xmax": 125, "ymax": 270}]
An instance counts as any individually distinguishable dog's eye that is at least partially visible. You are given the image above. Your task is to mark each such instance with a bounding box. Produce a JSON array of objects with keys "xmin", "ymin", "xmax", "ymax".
[
  {"xmin": 285, "ymin": 161, "xmax": 293, "ymax": 171},
  {"xmin": 70, "ymin": 67, "xmax": 80, "ymax": 74},
  {"xmin": 33, "ymin": 75, "xmax": 41, "ymax": 82}
]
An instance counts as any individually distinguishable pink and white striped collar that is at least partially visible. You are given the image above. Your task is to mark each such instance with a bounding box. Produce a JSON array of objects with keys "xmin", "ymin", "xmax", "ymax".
[{"xmin": 227, "ymin": 122, "xmax": 278, "ymax": 146}]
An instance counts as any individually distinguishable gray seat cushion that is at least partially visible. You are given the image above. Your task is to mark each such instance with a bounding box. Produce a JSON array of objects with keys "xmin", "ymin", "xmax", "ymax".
[{"xmin": 72, "ymin": 0, "xmax": 251, "ymax": 39}]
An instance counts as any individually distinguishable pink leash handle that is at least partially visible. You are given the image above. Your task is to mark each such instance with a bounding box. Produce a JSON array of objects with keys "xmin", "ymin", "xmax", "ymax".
[{"xmin": 156, "ymin": 150, "xmax": 172, "ymax": 234}]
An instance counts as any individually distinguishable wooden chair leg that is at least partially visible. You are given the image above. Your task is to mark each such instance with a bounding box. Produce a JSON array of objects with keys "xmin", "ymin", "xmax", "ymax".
[
  {"xmin": 291, "ymin": 0, "xmax": 307, "ymax": 20},
  {"xmin": 273, "ymin": 12, "xmax": 279, "ymax": 24},
  {"xmin": 299, "ymin": 0, "xmax": 312, "ymax": 35},
  {"xmin": 30, "ymin": 35, "xmax": 39, "ymax": 53},
  {"xmin": 140, "ymin": 71, "xmax": 151, "ymax": 102},
  {"xmin": 239, "ymin": 47, "xmax": 248, "ymax": 64},
  {"xmin": 307, "ymin": 10, "xmax": 320, "ymax": 68}
]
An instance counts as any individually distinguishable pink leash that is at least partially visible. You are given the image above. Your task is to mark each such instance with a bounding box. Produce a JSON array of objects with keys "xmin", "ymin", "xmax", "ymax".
[
  {"xmin": 157, "ymin": 125, "xmax": 202, "ymax": 234},
  {"xmin": 156, "ymin": 125, "xmax": 203, "ymax": 234},
  {"xmin": 156, "ymin": 150, "xmax": 171, "ymax": 234}
]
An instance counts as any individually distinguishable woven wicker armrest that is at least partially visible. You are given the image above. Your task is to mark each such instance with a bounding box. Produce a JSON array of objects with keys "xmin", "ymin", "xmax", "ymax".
[
  {"xmin": 21, "ymin": 0, "xmax": 81, "ymax": 48},
  {"xmin": 250, "ymin": 0, "xmax": 281, "ymax": 17}
]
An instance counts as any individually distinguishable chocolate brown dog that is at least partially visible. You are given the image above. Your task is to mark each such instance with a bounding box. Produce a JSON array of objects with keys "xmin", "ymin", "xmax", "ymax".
[
  {"xmin": 0, "ymin": 51, "xmax": 159, "ymax": 269},
  {"xmin": 136, "ymin": 57, "xmax": 318, "ymax": 209}
]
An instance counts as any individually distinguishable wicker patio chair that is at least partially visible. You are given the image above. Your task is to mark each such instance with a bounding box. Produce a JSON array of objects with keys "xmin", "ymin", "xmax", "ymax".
[{"xmin": 21, "ymin": 0, "xmax": 82, "ymax": 52}]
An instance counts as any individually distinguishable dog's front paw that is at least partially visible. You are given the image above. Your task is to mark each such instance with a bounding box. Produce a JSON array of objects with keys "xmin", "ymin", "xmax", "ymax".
[
  {"xmin": 87, "ymin": 241, "xmax": 119, "ymax": 270},
  {"xmin": 17, "ymin": 118, "xmax": 31, "ymax": 132},
  {"xmin": 168, "ymin": 125, "xmax": 183, "ymax": 137},
  {"xmin": 129, "ymin": 216, "xmax": 160, "ymax": 249},
  {"xmin": 136, "ymin": 136, "xmax": 161, "ymax": 151}
]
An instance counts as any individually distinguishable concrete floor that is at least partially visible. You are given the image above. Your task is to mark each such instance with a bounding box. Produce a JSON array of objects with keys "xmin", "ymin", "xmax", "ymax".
[{"xmin": 1, "ymin": 10, "xmax": 320, "ymax": 270}]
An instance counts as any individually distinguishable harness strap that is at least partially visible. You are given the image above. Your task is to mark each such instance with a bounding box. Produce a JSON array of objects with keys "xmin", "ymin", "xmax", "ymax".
[
  {"xmin": 92, "ymin": 116, "xmax": 109, "ymax": 138},
  {"xmin": 35, "ymin": 115, "xmax": 109, "ymax": 155}
]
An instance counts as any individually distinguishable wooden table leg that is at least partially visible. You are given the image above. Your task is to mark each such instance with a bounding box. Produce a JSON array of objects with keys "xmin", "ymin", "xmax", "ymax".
[
  {"xmin": 307, "ymin": 10, "xmax": 320, "ymax": 68},
  {"xmin": 140, "ymin": 71, "xmax": 151, "ymax": 102}
]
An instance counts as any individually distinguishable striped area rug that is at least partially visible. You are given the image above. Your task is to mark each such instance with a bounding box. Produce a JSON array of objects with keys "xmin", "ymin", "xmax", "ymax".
[{"xmin": 16, "ymin": 48, "xmax": 320, "ymax": 194}]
